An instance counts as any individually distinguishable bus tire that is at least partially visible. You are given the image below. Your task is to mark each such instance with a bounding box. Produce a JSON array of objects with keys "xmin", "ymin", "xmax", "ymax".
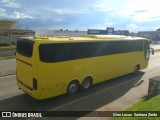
[
  {"xmin": 81, "ymin": 77, "xmax": 92, "ymax": 91},
  {"xmin": 134, "ymin": 64, "xmax": 140, "ymax": 74},
  {"xmin": 67, "ymin": 81, "xmax": 79, "ymax": 95}
]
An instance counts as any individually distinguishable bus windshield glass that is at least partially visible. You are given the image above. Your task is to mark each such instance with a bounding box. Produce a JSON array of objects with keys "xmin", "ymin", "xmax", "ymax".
[{"xmin": 16, "ymin": 39, "xmax": 34, "ymax": 58}]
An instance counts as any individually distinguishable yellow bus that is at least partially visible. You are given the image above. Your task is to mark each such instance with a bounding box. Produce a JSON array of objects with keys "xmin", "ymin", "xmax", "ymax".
[{"xmin": 16, "ymin": 35, "xmax": 153, "ymax": 100}]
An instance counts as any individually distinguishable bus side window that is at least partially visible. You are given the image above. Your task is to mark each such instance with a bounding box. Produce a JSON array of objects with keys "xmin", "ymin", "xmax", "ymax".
[{"xmin": 55, "ymin": 44, "xmax": 70, "ymax": 62}]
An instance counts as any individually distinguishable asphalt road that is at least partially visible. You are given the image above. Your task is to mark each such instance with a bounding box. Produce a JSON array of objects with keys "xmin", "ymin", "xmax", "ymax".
[
  {"xmin": 0, "ymin": 52, "xmax": 160, "ymax": 120},
  {"xmin": 0, "ymin": 49, "xmax": 15, "ymax": 56},
  {"xmin": 0, "ymin": 58, "xmax": 16, "ymax": 73}
]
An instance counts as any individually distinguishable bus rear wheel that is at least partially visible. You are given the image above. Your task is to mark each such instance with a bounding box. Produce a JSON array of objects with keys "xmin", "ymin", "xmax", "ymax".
[
  {"xmin": 67, "ymin": 81, "xmax": 79, "ymax": 95},
  {"xmin": 81, "ymin": 77, "xmax": 92, "ymax": 91}
]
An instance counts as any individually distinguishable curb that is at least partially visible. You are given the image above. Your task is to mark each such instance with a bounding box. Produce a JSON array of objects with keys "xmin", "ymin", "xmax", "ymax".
[
  {"xmin": 0, "ymin": 56, "xmax": 15, "ymax": 60},
  {"xmin": 0, "ymin": 48, "xmax": 16, "ymax": 51},
  {"xmin": 154, "ymin": 49, "xmax": 160, "ymax": 52},
  {"xmin": 0, "ymin": 70, "xmax": 16, "ymax": 77}
]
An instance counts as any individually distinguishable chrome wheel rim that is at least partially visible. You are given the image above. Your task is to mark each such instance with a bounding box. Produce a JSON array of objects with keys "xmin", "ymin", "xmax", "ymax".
[
  {"xmin": 83, "ymin": 80, "xmax": 90, "ymax": 89},
  {"xmin": 69, "ymin": 84, "xmax": 76, "ymax": 93}
]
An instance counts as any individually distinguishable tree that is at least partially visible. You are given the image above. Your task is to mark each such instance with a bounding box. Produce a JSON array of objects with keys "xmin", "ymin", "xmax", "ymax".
[
  {"xmin": 123, "ymin": 30, "xmax": 129, "ymax": 36},
  {"xmin": 156, "ymin": 28, "xmax": 160, "ymax": 31}
]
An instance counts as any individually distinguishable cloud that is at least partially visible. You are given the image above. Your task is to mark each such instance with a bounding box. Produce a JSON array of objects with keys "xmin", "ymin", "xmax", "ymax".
[
  {"xmin": 0, "ymin": 0, "xmax": 159, "ymax": 32},
  {"xmin": 11, "ymin": 11, "xmax": 34, "ymax": 19},
  {"xmin": 105, "ymin": 20, "xmax": 115, "ymax": 27},
  {"xmin": 0, "ymin": 8, "xmax": 33, "ymax": 19},
  {"xmin": 48, "ymin": 8, "xmax": 84, "ymax": 15},
  {"xmin": 134, "ymin": 10, "xmax": 148, "ymax": 14},
  {"xmin": 119, "ymin": 0, "xmax": 160, "ymax": 22},
  {"xmin": 1, "ymin": 0, "xmax": 20, "ymax": 8},
  {"xmin": 126, "ymin": 24, "xmax": 138, "ymax": 29},
  {"xmin": 0, "ymin": 7, "xmax": 6, "ymax": 13},
  {"xmin": 0, "ymin": 8, "xmax": 7, "ymax": 17},
  {"xmin": 93, "ymin": 0, "xmax": 129, "ymax": 13}
]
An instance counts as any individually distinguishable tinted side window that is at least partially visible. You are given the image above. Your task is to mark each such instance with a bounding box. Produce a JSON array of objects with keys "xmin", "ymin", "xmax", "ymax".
[
  {"xmin": 39, "ymin": 44, "xmax": 70, "ymax": 62},
  {"xmin": 17, "ymin": 39, "xmax": 34, "ymax": 58},
  {"xmin": 39, "ymin": 40, "xmax": 143, "ymax": 63}
]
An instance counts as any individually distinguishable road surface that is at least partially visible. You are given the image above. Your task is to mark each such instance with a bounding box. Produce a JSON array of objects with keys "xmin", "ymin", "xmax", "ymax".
[
  {"xmin": 0, "ymin": 58, "xmax": 16, "ymax": 73},
  {"xmin": 0, "ymin": 58, "xmax": 16, "ymax": 77}
]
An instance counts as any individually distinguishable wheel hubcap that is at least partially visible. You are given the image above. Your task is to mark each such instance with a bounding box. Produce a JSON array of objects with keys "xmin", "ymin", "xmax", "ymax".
[
  {"xmin": 84, "ymin": 81, "xmax": 90, "ymax": 89},
  {"xmin": 69, "ymin": 84, "xmax": 76, "ymax": 93}
]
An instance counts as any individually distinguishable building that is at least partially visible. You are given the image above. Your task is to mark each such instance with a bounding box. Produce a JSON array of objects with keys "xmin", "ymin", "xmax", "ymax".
[
  {"xmin": 0, "ymin": 20, "xmax": 35, "ymax": 45},
  {"xmin": 137, "ymin": 31, "xmax": 160, "ymax": 43},
  {"xmin": 87, "ymin": 27, "xmax": 114, "ymax": 35},
  {"xmin": 36, "ymin": 29, "xmax": 87, "ymax": 37},
  {"xmin": 87, "ymin": 27, "xmax": 129, "ymax": 36},
  {"xmin": 0, "ymin": 20, "xmax": 17, "ymax": 28}
]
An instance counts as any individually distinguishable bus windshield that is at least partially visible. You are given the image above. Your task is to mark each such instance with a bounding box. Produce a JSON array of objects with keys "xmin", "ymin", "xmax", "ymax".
[{"xmin": 17, "ymin": 39, "xmax": 34, "ymax": 58}]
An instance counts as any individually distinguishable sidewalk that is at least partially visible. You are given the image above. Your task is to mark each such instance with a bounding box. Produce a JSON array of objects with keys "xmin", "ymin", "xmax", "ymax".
[{"xmin": 150, "ymin": 44, "xmax": 160, "ymax": 52}]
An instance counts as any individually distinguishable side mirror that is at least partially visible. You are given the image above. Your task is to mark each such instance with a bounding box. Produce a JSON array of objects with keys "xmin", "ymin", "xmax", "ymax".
[{"xmin": 150, "ymin": 48, "xmax": 154, "ymax": 55}]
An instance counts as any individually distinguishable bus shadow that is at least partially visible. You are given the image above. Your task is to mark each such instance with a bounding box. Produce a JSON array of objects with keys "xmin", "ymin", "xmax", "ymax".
[{"xmin": 0, "ymin": 72, "xmax": 144, "ymax": 119}]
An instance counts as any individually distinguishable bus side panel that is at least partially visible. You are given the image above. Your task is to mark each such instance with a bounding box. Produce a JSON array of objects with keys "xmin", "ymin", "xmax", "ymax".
[
  {"xmin": 63, "ymin": 51, "xmax": 146, "ymax": 85},
  {"xmin": 33, "ymin": 51, "xmax": 148, "ymax": 99},
  {"xmin": 34, "ymin": 62, "xmax": 66, "ymax": 99}
]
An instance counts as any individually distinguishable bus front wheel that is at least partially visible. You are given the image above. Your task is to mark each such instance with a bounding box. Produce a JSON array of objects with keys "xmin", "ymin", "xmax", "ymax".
[
  {"xmin": 67, "ymin": 81, "xmax": 79, "ymax": 95},
  {"xmin": 81, "ymin": 77, "xmax": 92, "ymax": 91}
]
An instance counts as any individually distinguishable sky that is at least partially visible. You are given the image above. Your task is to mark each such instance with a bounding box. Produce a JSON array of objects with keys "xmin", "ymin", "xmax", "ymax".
[{"xmin": 0, "ymin": 0, "xmax": 160, "ymax": 32}]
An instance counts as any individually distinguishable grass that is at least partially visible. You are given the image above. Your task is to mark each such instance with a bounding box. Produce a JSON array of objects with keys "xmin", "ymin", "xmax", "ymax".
[{"xmin": 113, "ymin": 94, "xmax": 160, "ymax": 120}]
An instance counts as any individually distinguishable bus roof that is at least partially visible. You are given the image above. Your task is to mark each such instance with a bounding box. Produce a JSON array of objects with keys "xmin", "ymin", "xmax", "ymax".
[{"xmin": 20, "ymin": 35, "xmax": 147, "ymax": 43}]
